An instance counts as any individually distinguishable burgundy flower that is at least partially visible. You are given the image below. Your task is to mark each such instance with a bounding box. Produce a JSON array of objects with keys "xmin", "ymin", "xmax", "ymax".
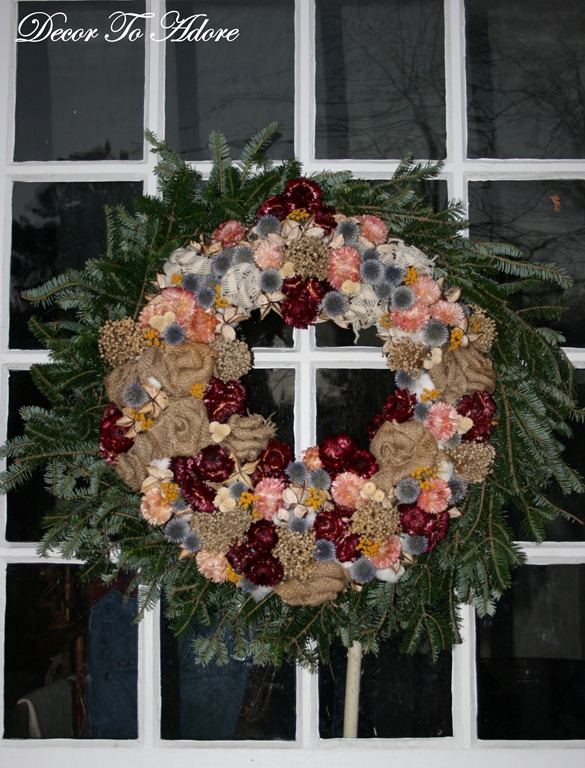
[
  {"xmin": 313, "ymin": 507, "xmax": 350, "ymax": 542},
  {"xmin": 192, "ymin": 444, "xmax": 234, "ymax": 482},
  {"xmin": 244, "ymin": 553, "xmax": 284, "ymax": 586},
  {"xmin": 281, "ymin": 294, "xmax": 320, "ymax": 329},
  {"xmin": 352, "ymin": 449, "xmax": 378, "ymax": 479},
  {"xmin": 226, "ymin": 542, "xmax": 252, "ymax": 572},
  {"xmin": 282, "ymin": 277, "xmax": 329, "ymax": 302},
  {"xmin": 99, "ymin": 404, "xmax": 134, "ymax": 465},
  {"xmin": 457, "ymin": 391, "xmax": 497, "ymax": 443},
  {"xmin": 251, "ymin": 440, "xmax": 294, "ymax": 484},
  {"xmin": 246, "ymin": 520, "xmax": 278, "ymax": 551},
  {"xmin": 203, "ymin": 377, "xmax": 247, "ymax": 424},
  {"xmin": 257, "ymin": 178, "xmax": 337, "ymax": 234},
  {"xmin": 368, "ymin": 389, "xmax": 417, "ymax": 439},
  {"xmin": 318, "ymin": 435, "xmax": 358, "ymax": 477},
  {"xmin": 170, "ymin": 456, "xmax": 216, "ymax": 512},
  {"xmin": 399, "ymin": 504, "xmax": 450, "ymax": 551},
  {"xmin": 284, "ymin": 178, "xmax": 323, "ymax": 210},
  {"xmin": 335, "ymin": 533, "xmax": 361, "ymax": 563}
]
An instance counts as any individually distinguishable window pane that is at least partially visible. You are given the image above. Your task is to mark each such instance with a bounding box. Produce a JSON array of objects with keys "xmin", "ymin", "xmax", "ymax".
[
  {"xmin": 10, "ymin": 181, "xmax": 142, "ymax": 349},
  {"xmin": 466, "ymin": 0, "xmax": 585, "ymax": 159},
  {"xmin": 319, "ymin": 639, "xmax": 452, "ymax": 738},
  {"xmin": 6, "ymin": 370, "xmax": 52, "ymax": 542},
  {"xmin": 165, "ymin": 0, "xmax": 294, "ymax": 160},
  {"xmin": 4, "ymin": 565, "xmax": 138, "ymax": 739},
  {"xmin": 240, "ymin": 368, "xmax": 295, "ymax": 450},
  {"xmin": 161, "ymin": 617, "xmax": 296, "ymax": 740},
  {"xmin": 316, "ymin": 0, "xmax": 446, "ymax": 159},
  {"xmin": 477, "ymin": 565, "xmax": 585, "ymax": 740},
  {"xmin": 239, "ymin": 310, "xmax": 294, "ymax": 349},
  {"xmin": 468, "ymin": 180, "xmax": 585, "ymax": 348},
  {"xmin": 15, "ymin": 1, "xmax": 145, "ymax": 161}
]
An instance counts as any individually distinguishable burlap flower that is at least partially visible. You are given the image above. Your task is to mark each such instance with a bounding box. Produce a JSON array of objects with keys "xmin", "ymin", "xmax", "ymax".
[
  {"xmin": 222, "ymin": 413, "xmax": 277, "ymax": 461},
  {"xmin": 430, "ymin": 344, "xmax": 496, "ymax": 404},
  {"xmin": 273, "ymin": 561, "xmax": 350, "ymax": 606},
  {"xmin": 369, "ymin": 420, "xmax": 440, "ymax": 490},
  {"xmin": 136, "ymin": 340, "xmax": 215, "ymax": 397}
]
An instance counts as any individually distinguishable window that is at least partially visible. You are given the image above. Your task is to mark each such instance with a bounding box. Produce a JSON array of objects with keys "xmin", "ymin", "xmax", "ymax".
[{"xmin": 1, "ymin": 0, "xmax": 584, "ymax": 764}]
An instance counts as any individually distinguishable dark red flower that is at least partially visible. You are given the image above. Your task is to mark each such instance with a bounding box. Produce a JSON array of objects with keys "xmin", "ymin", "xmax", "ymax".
[
  {"xmin": 257, "ymin": 178, "xmax": 336, "ymax": 234},
  {"xmin": 281, "ymin": 294, "xmax": 320, "ymax": 329},
  {"xmin": 170, "ymin": 456, "xmax": 216, "ymax": 512},
  {"xmin": 226, "ymin": 542, "xmax": 252, "ymax": 572},
  {"xmin": 244, "ymin": 553, "xmax": 284, "ymax": 586},
  {"xmin": 319, "ymin": 435, "xmax": 358, "ymax": 477},
  {"xmin": 192, "ymin": 444, "xmax": 234, "ymax": 482},
  {"xmin": 457, "ymin": 391, "xmax": 497, "ymax": 443},
  {"xmin": 284, "ymin": 178, "xmax": 323, "ymax": 210},
  {"xmin": 282, "ymin": 277, "xmax": 329, "ymax": 302},
  {"xmin": 399, "ymin": 504, "xmax": 450, "ymax": 551},
  {"xmin": 246, "ymin": 520, "xmax": 278, "ymax": 551},
  {"xmin": 99, "ymin": 404, "xmax": 134, "ymax": 465},
  {"xmin": 335, "ymin": 533, "xmax": 361, "ymax": 562},
  {"xmin": 203, "ymin": 377, "xmax": 247, "ymax": 424},
  {"xmin": 352, "ymin": 449, "xmax": 379, "ymax": 479},
  {"xmin": 313, "ymin": 507, "xmax": 350, "ymax": 542},
  {"xmin": 251, "ymin": 440, "xmax": 294, "ymax": 484},
  {"xmin": 368, "ymin": 389, "xmax": 417, "ymax": 439}
]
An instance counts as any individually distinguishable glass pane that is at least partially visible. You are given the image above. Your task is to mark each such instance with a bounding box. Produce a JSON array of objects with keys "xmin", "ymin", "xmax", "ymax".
[
  {"xmin": 477, "ymin": 565, "xmax": 585, "ymax": 740},
  {"xmin": 10, "ymin": 181, "xmax": 142, "ymax": 349},
  {"xmin": 319, "ymin": 639, "xmax": 452, "ymax": 738},
  {"xmin": 15, "ymin": 1, "xmax": 145, "ymax": 161},
  {"xmin": 4, "ymin": 565, "xmax": 138, "ymax": 739},
  {"xmin": 239, "ymin": 310, "xmax": 294, "ymax": 349},
  {"xmin": 6, "ymin": 370, "xmax": 52, "ymax": 542},
  {"xmin": 316, "ymin": 0, "xmax": 446, "ymax": 159},
  {"xmin": 240, "ymin": 368, "xmax": 295, "ymax": 450},
  {"xmin": 165, "ymin": 0, "xmax": 294, "ymax": 160},
  {"xmin": 468, "ymin": 180, "xmax": 585, "ymax": 348},
  {"xmin": 161, "ymin": 617, "xmax": 295, "ymax": 740},
  {"xmin": 466, "ymin": 0, "xmax": 585, "ymax": 159},
  {"xmin": 316, "ymin": 368, "xmax": 395, "ymax": 447}
]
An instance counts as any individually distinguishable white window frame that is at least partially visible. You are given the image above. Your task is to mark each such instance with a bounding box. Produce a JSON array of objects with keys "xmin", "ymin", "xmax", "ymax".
[{"xmin": 1, "ymin": 1, "xmax": 585, "ymax": 766}]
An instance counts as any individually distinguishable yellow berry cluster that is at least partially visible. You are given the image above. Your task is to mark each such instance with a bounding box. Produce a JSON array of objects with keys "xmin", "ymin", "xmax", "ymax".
[
  {"xmin": 286, "ymin": 207, "xmax": 309, "ymax": 222},
  {"xmin": 305, "ymin": 488, "xmax": 328, "ymax": 510},
  {"xmin": 238, "ymin": 491, "xmax": 258, "ymax": 509},
  {"xmin": 214, "ymin": 284, "xmax": 228, "ymax": 309},
  {"xmin": 226, "ymin": 564, "xmax": 243, "ymax": 583},
  {"xmin": 143, "ymin": 327, "xmax": 162, "ymax": 347},
  {"xmin": 379, "ymin": 312, "xmax": 393, "ymax": 329},
  {"xmin": 411, "ymin": 465, "xmax": 438, "ymax": 489},
  {"xmin": 421, "ymin": 388, "xmax": 439, "ymax": 402},
  {"xmin": 404, "ymin": 266, "xmax": 418, "ymax": 285},
  {"xmin": 357, "ymin": 538, "xmax": 381, "ymax": 557},
  {"xmin": 189, "ymin": 383, "xmax": 205, "ymax": 399},
  {"xmin": 449, "ymin": 327, "xmax": 465, "ymax": 351},
  {"xmin": 171, "ymin": 273, "xmax": 183, "ymax": 286},
  {"xmin": 133, "ymin": 410, "xmax": 154, "ymax": 430},
  {"xmin": 161, "ymin": 482, "xmax": 180, "ymax": 503}
]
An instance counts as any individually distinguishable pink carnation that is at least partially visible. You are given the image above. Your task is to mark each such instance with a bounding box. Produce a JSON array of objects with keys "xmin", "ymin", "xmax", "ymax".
[
  {"xmin": 184, "ymin": 305, "xmax": 218, "ymax": 343},
  {"xmin": 328, "ymin": 246, "xmax": 361, "ymax": 289},
  {"xmin": 211, "ymin": 220, "xmax": 246, "ymax": 247},
  {"xmin": 139, "ymin": 287, "xmax": 196, "ymax": 328},
  {"xmin": 417, "ymin": 478, "xmax": 452, "ymax": 514},
  {"xmin": 369, "ymin": 535, "xmax": 402, "ymax": 569},
  {"xmin": 253, "ymin": 240, "xmax": 283, "ymax": 270},
  {"xmin": 426, "ymin": 401, "xmax": 459, "ymax": 441},
  {"xmin": 391, "ymin": 303, "xmax": 431, "ymax": 333},
  {"xmin": 359, "ymin": 214, "xmax": 388, "ymax": 244},
  {"xmin": 412, "ymin": 275, "xmax": 442, "ymax": 305},
  {"xmin": 430, "ymin": 300, "xmax": 466, "ymax": 327},
  {"xmin": 254, "ymin": 478, "xmax": 285, "ymax": 520},
  {"xmin": 300, "ymin": 446, "xmax": 323, "ymax": 471},
  {"xmin": 331, "ymin": 471, "xmax": 366, "ymax": 509},
  {"xmin": 140, "ymin": 487, "xmax": 173, "ymax": 526},
  {"xmin": 196, "ymin": 550, "xmax": 229, "ymax": 583}
]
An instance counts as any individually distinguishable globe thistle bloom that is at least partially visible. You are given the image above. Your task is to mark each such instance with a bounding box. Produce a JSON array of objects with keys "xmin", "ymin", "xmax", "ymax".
[
  {"xmin": 259, "ymin": 268, "xmax": 283, "ymax": 293},
  {"xmin": 360, "ymin": 259, "xmax": 384, "ymax": 284},
  {"xmin": 164, "ymin": 517, "xmax": 190, "ymax": 544},
  {"xmin": 162, "ymin": 322, "xmax": 186, "ymax": 346},
  {"xmin": 383, "ymin": 264, "xmax": 405, "ymax": 285},
  {"xmin": 396, "ymin": 476, "xmax": 420, "ymax": 504},
  {"xmin": 310, "ymin": 468, "xmax": 331, "ymax": 490},
  {"xmin": 123, "ymin": 382, "xmax": 149, "ymax": 408},
  {"xmin": 400, "ymin": 533, "xmax": 428, "ymax": 556},
  {"xmin": 196, "ymin": 285, "xmax": 216, "ymax": 309},
  {"xmin": 233, "ymin": 245, "xmax": 254, "ymax": 264},
  {"xmin": 286, "ymin": 460, "xmax": 310, "ymax": 485},
  {"xmin": 422, "ymin": 319, "xmax": 449, "ymax": 348},
  {"xmin": 182, "ymin": 530, "xmax": 201, "ymax": 553},
  {"xmin": 314, "ymin": 538, "xmax": 336, "ymax": 562},
  {"xmin": 181, "ymin": 273, "xmax": 200, "ymax": 293},
  {"xmin": 335, "ymin": 218, "xmax": 360, "ymax": 242},
  {"xmin": 392, "ymin": 285, "xmax": 415, "ymax": 311},
  {"xmin": 350, "ymin": 556, "xmax": 376, "ymax": 583},
  {"xmin": 256, "ymin": 214, "xmax": 281, "ymax": 237},
  {"xmin": 321, "ymin": 290, "xmax": 349, "ymax": 317}
]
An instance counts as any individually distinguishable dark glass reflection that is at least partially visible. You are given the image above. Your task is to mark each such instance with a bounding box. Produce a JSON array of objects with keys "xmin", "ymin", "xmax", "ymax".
[
  {"xmin": 15, "ymin": 1, "xmax": 145, "ymax": 161},
  {"xmin": 466, "ymin": 0, "xmax": 585, "ymax": 159},
  {"xmin": 316, "ymin": 368, "xmax": 395, "ymax": 447},
  {"xmin": 477, "ymin": 565, "xmax": 585, "ymax": 740},
  {"xmin": 4, "ymin": 565, "xmax": 138, "ymax": 739},
  {"xmin": 240, "ymin": 367, "xmax": 295, "ymax": 450},
  {"xmin": 161, "ymin": 616, "xmax": 296, "ymax": 740},
  {"xmin": 468, "ymin": 180, "xmax": 585, "ymax": 347},
  {"xmin": 316, "ymin": 0, "xmax": 446, "ymax": 159},
  {"xmin": 319, "ymin": 639, "xmax": 452, "ymax": 738},
  {"xmin": 6, "ymin": 370, "xmax": 52, "ymax": 542},
  {"xmin": 165, "ymin": 0, "xmax": 294, "ymax": 160},
  {"xmin": 239, "ymin": 309, "xmax": 294, "ymax": 349},
  {"xmin": 10, "ymin": 181, "xmax": 142, "ymax": 349}
]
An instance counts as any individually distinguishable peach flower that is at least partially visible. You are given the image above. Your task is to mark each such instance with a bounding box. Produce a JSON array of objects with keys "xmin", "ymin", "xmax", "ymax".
[
  {"xmin": 412, "ymin": 275, "xmax": 442, "ymax": 305},
  {"xmin": 369, "ymin": 535, "xmax": 402, "ymax": 568},
  {"xmin": 328, "ymin": 246, "xmax": 361, "ymax": 289},
  {"xmin": 359, "ymin": 214, "xmax": 388, "ymax": 244},
  {"xmin": 426, "ymin": 401, "xmax": 459, "ymax": 441},
  {"xmin": 331, "ymin": 471, "xmax": 366, "ymax": 509},
  {"xmin": 211, "ymin": 220, "xmax": 246, "ymax": 247},
  {"xmin": 255, "ymin": 478, "xmax": 286, "ymax": 520},
  {"xmin": 430, "ymin": 300, "xmax": 466, "ymax": 327},
  {"xmin": 417, "ymin": 478, "xmax": 452, "ymax": 514},
  {"xmin": 391, "ymin": 303, "xmax": 430, "ymax": 333},
  {"xmin": 184, "ymin": 305, "xmax": 219, "ymax": 343},
  {"xmin": 140, "ymin": 487, "xmax": 174, "ymax": 526},
  {"xmin": 253, "ymin": 240, "xmax": 283, "ymax": 270},
  {"xmin": 196, "ymin": 550, "xmax": 229, "ymax": 583},
  {"xmin": 139, "ymin": 287, "xmax": 196, "ymax": 328},
  {"xmin": 300, "ymin": 446, "xmax": 323, "ymax": 471}
]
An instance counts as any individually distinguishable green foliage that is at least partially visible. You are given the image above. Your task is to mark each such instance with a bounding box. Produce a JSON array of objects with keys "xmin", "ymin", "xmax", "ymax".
[{"xmin": 1, "ymin": 127, "xmax": 582, "ymax": 670}]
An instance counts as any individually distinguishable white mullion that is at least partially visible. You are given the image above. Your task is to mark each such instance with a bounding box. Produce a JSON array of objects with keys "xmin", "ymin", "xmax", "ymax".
[
  {"xmin": 444, "ymin": 0, "xmax": 467, "ymax": 203},
  {"xmin": 451, "ymin": 604, "xmax": 477, "ymax": 748},
  {"xmin": 295, "ymin": 0, "xmax": 316, "ymax": 164}
]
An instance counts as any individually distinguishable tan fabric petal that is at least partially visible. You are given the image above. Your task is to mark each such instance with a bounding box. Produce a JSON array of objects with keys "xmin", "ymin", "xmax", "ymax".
[{"xmin": 273, "ymin": 561, "xmax": 350, "ymax": 606}]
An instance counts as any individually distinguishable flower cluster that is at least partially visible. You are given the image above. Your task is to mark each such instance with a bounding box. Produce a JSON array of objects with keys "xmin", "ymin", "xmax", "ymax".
[{"xmin": 97, "ymin": 178, "xmax": 499, "ymax": 605}]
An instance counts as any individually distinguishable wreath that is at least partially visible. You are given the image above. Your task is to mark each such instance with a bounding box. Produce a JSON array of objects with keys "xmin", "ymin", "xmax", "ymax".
[{"xmin": 2, "ymin": 126, "xmax": 582, "ymax": 669}]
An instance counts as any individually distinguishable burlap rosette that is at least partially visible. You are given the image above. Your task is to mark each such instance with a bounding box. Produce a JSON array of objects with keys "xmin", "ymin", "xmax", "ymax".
[
  {"xmin": 273, "ymin": 561, "xmax": 350, "ymax": 606},
  {"xmin": 431, "ymin": 344, "xmax": 496, "ymax": 404},
  {"xmin": 222, "ymin": 413, "xmax": 277, "ymax": 461},
  {"xmin": 369, "ymin": 420, "xmax": 440, "ymax": 491}
]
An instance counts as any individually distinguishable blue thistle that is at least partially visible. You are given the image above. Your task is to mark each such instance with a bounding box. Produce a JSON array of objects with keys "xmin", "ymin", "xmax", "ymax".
[
  {"xmin": 400, "ymin": 534, "xmax": 428, "ymax": 556},
  {"xmin": 350, "ymin": 556, "xmax": 376, "ymax": 583},
  {"xmin": 392, "ymin": 285, "xmax": 415, "ymax": 311},
  {"xmin": 196, "ymin": 285, "xmax": 215, "ymax": 308},
  {"xmin": 335, "ymin": 219, "xmax": 360, "ymax": 242},
  {"xmin": 182, "ymin": 531, "xmax": 201, "ymax": 553},
  {"xmin": 444, "ymin": 433, "xmax": 462, "ymax": 449},
  {"xmin": 360, "ymin": 259, "xmax": 384, "ymax": 284},
  {"xmin": 384, "ymin": 264, "xmax": 405, "ymax": 285},
  {"xmin": 229, "ymin": 481, "xmax": 247, "ymax": 500},
  {"xmin": 374, "ymin": 281, "xmax": 393, "ymax": 300},
  {"xmin": 163, "ymin": 322, "xmax": 186, "ymax": 346},
  {"xmin": 313, "ymin": 539, "xmax": 336, "ymax": 562},
  {"xmin": 449, "ymin": 475, "xmax": 469, "ymax": 504},
  {"xmin": 288, "ymin": 516, "xmax": 309, "ymax": 533},
  {"xmin": 321, "ymin": 291, "xmax": 348, "ymax": 317},
  {"xmin": 286, "ymin": 461, "xmax": 310, "ymax": 485},
  {"xmin": 362, "ymin": 248, "xmax": 380, "ymax": 261},
  {"xmin": 413, "ymin": 401, "xmax": 431, "ymax": 421},
  {"xmin": 212, "ymin": 250, "xmax": 234, "ymax": 277},
  {"xmin": 164, "ymin": 517, "xmax": 190, "ymax": 544},
  {"xmin": 233, "ymin": 245, "xmax": 254, "ymax": 264},
  {"xmin": 123, "ymin": 381, "xmax": 149, "ymax": 408},
  {"xmin": 259, "ymin": 268, "xmax": 283, "ymax": 293},
  {"xmin": 310, "ymin": 469, "xmax": 331, "ymax": 491},
  {"xmin": 256, "ymin": 214, "xmax": 281, "ymax": 237},
  {"xmin": 395, "ymin": 477, "xmax": 420, "ymax": 504},
  {"xmin": 181, "ymin": 273, "xmax": 200, "ymax": 293},
  {"xmin": 395, "ymin": 369, "xmax": 417, "ymax": 389},
  {"xmin": 422, "ymin": 319, "xmax": 449, "ymax": 347}
]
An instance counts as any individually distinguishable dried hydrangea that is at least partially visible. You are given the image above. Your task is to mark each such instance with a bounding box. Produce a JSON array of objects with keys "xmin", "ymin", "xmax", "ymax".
[
  {"xmin": 273, "ymin": 528, "xmax": 316, "ymax": 581},
  {"xmin": 385, "ymin": 338, "xmax": 428, "ymax": 374},
  {"xmin": 190, "ymin": 508, "xmax": 251, "ymax": 552},
  {"xmin": 350, "ymin": 500, "xmax": 400, "ymax": 542},
  {"xmin": 285, "ymin": 237, "xmax": 331, "ymax": 281},
  {"xmin": 98, "ymin": 317, "xmax": 146, "ymax": 367},
  {"xmin": 211, "ymin": 337, "xmax": 252, "ymax": 382}
]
